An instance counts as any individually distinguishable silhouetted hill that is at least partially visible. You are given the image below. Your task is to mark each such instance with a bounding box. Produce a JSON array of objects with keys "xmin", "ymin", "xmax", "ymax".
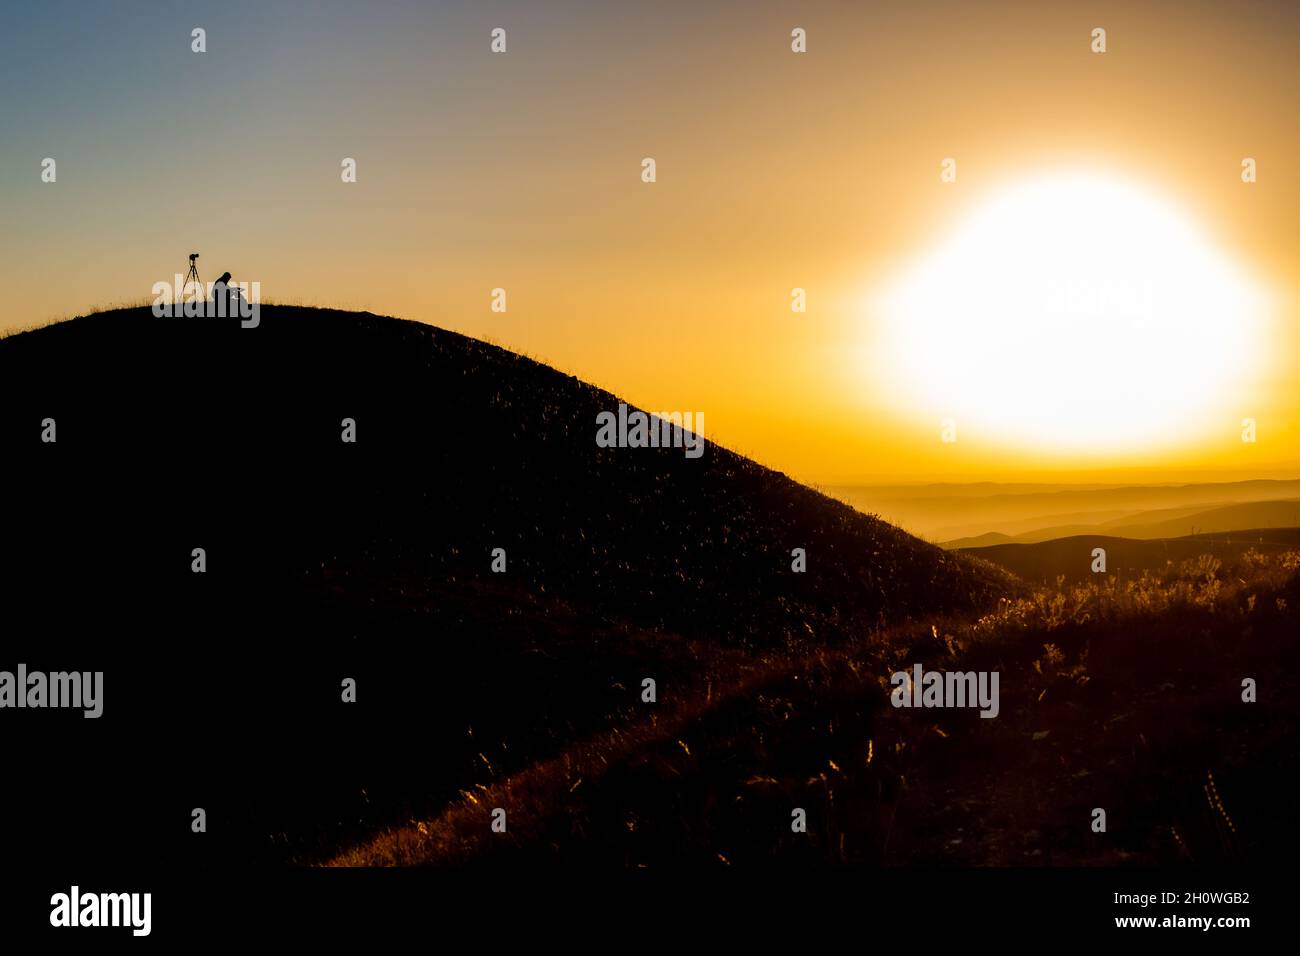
[{"xmin": 0, "ymin": 305, "xmax": 1009, "ymax": 866}]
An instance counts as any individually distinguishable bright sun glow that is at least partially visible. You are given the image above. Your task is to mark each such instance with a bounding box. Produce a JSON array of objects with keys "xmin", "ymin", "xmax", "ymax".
[{"xmin": 873, "ymin": 173, "xmax": 1271, "ymax": 452}]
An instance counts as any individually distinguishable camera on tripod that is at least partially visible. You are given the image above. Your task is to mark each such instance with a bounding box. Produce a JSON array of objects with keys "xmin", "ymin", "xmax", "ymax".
[{"xmin": 182, "ymin": 252, "xmax": 202, "ymax": 297}]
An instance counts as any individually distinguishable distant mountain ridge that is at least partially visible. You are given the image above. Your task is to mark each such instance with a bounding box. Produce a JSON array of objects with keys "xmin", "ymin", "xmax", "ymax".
[
  {"xmin": 829, "ymin": 480, "xmax": 1300, "ymax": 543},
  {"xmin": 957, "ymin": 527, "xmax": 1300, "ymax": 583},
  {"xmin": 942, "ymin": 499, "xmax": 1300, "ymax": 549}
]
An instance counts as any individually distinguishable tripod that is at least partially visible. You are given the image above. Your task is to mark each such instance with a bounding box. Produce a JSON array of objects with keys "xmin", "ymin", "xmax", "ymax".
[{"xmin": 181, "ymin": 254, "xmax": 202, "ymax": 298}]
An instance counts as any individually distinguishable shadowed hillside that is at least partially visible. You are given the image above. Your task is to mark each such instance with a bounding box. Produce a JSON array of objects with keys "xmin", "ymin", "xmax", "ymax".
[
  {"xmin": 334, "ymin": 534, "xmax": 1300, "ymax": 866},
  {"xmin": 0, "ymin": 305, "xmax": 1010, "ymax": 866}
]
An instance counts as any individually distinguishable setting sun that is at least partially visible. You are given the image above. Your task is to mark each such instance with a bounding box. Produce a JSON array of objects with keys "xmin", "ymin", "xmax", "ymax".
[{"xmin": 871, "ymin": 173, "xmax": 1272, "ymax": 452}]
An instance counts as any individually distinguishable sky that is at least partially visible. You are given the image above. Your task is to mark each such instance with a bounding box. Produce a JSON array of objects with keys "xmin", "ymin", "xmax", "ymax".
[{"xmin": 2, "ymin": 0, "xmax": 1298, "ymax": 485}]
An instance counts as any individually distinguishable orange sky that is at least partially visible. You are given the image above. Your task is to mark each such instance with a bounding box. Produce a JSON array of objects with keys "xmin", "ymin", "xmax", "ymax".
[{"xmin": 4, "ymin": 0, "xmax": 1298, "ymax": 483}]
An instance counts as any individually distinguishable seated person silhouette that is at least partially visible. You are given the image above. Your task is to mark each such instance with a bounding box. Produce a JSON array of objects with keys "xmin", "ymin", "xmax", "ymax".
[{"xmin": 210, "ymin": 272, "xmax": 241, "ymax": 315}]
